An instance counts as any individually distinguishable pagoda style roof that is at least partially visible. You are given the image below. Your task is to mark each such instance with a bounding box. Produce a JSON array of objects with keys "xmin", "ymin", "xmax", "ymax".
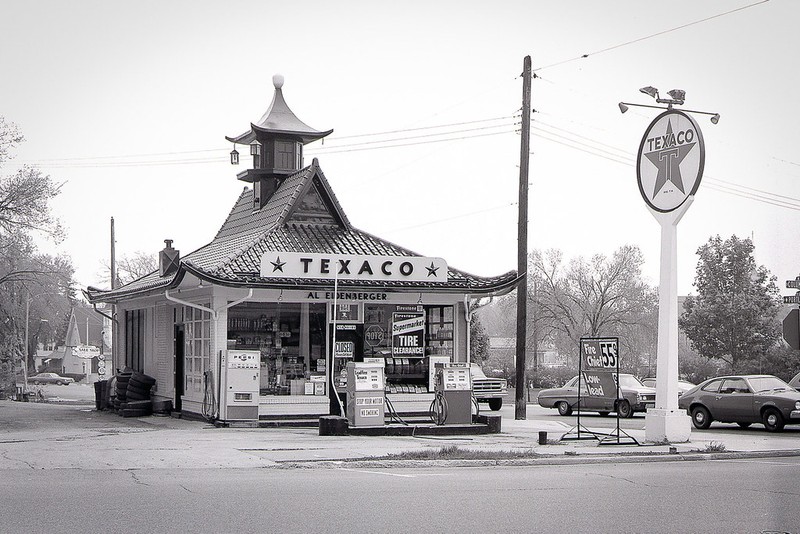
[
  {"xmin": 85, "ymin": 160, "xmax": 519, "ymax": 304},
  {"xmin": 225, "ymin": 75, "xmax": 332, "ymax": 145}
]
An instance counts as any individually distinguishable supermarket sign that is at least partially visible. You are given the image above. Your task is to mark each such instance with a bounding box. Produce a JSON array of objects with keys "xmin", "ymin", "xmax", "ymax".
[{"xmin": 261, "ymin": 252, "xmax": 448, "ymax": 283}]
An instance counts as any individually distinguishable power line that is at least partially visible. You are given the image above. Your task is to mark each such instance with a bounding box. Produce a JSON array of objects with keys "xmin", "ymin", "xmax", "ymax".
[{"xmin": 534, "ymin": 0, "xmax": 771, "ymax": 72}]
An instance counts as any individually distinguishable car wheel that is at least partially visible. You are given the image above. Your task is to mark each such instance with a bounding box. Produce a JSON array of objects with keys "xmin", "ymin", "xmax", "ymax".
[
  {"xmin": 737, "ymin": 422, "xmax": 751, "ymax": 429},
  {"xmin": 33, "ymin": 381, "xmax": 40, "ymax": 385},
  {"xmin": 691, "ymin": 406, "xmax": 712, "ymax": 429},
  {"xmin": 488, "ymin": 398, "xmax": 502, "ymax": 411},
  {"xmin": 762, "ymin": 408, "xmax": 785, "ymax": 432},
  {"xmin": 598, "ymin": 411, "xmax": 610, "ymax": 417},
  {"xmin": 556, "ymin": 401, "xmax": 572, "ymax": 416},
  {"xmin": 616, "ymin": 400, "xmax": 633, "ymax": 419},
  {"xmin": 59, "ymin": 381, "xmax": 67, "ymax": 386}
]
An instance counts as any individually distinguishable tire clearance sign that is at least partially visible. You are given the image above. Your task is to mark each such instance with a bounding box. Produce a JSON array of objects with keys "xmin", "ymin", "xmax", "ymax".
[
  {"xmin": 392, "ymin": 307, "xmax": 425, "ymax": 357},
  {"xmin": 580, "ymin": 337, "xmax": 619, "ymax": 398}
]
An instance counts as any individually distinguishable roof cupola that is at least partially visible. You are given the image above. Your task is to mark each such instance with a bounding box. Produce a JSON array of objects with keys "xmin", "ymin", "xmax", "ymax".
[{"xmin": 226, "ymin": 75, "xmax": 332, "ymax": 210}]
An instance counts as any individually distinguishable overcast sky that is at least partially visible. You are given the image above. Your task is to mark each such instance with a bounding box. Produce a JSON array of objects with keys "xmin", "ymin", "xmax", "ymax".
[{"xmin": 2, "ymin": 0, "xmax": 798, "ymax": 297}]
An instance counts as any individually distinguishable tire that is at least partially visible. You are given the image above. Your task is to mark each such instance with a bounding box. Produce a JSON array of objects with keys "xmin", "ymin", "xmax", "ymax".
[
  {"xmin": 59, "ymin": 381, "xmax": 67, "ymax": 386},
  {"xmin": 556, "ymin": 401, "xmax": 573, "ymax": 416},
  {"xmin": 616, "ymin": 400, "xmax": 633, "ymax": 419},
  {"xmin": 737, "ymin": 422, "xmax": 752, "ymax": 429},
  {"xmin": 33, "ymin": 381, "xmax": 40, "ymax": 385},
  {"xmin": 762, "ymin": 408, "xmax": 785, "ymax": 432},
  {"xmin": 598, "ymin": 411, "xmax": 610, "ymax": 417},
  {"xmin": 488, "ymin": 398, "xmax": 503, "ymax": 411},
  {"xmin": 691, "ymin": 406, "xmax": 712, "ymax": 429}
]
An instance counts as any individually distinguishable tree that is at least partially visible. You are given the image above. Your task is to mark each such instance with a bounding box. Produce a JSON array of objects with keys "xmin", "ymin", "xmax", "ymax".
[
  {"xmin": 0, "ymin": 118, "xmax": 72, "ymax": 397},
  {"xmin": 469, "ymin": 313, "xmax": 490, "ymax": 363},
  {"xmin": 531, "ymin": 245, "xmax": 658, "ymax": 373},
  {"xmin": 97, "ymin": 250, "xmax": 158, "ymax": 287},
  {"xmin": 679, "ymin": 235, "xmax": 782, "ymax": 373}
]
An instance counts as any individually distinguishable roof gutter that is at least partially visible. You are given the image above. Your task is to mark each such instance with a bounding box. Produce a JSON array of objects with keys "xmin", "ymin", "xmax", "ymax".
[{"xmin": 164, "ymin": 288, "xmax": 253, "ymax": 320}]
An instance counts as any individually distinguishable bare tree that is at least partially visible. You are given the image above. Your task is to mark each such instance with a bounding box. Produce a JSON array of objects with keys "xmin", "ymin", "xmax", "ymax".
[
  {"xmin": 531, "ymin": 245, "xmax": 657, "ymax": 372},
  {"xmin": 97, "ymin": 250, "xmax": 158, "ymax": 287}
]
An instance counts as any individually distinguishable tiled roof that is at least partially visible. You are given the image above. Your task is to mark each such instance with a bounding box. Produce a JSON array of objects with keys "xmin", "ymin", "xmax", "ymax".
[{"xmin": 85, "ymin": 161, "xmax": 518, "ymax": 303}]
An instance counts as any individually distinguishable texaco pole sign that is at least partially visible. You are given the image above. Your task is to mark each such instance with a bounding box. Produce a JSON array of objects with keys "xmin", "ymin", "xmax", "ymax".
[{"xmin": 636, "ymin": 110, "xmax": 705, "ymax": 213}]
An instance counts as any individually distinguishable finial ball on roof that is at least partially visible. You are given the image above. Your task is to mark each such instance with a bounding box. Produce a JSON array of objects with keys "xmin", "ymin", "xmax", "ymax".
[{"xmin": 273, "ymin": 74, "xmax": 285, "ymax": 89}]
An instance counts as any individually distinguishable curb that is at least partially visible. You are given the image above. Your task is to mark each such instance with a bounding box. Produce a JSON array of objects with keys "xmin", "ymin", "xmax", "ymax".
[{"xmin": 270, "ymin": 448, "xmax": 800, "ymax": 469}]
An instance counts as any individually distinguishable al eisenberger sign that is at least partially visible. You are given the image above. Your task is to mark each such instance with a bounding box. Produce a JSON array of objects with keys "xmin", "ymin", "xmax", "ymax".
[
  {"xmin": 637, "ymin": 110, "xmax": 705, "ymax": 213},
  {"xmin": 260, "ymin": 252, "xmax": 448, "ymax": 283}
]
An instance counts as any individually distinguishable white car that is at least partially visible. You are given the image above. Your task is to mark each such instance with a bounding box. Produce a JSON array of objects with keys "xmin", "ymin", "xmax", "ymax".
[{"xmin": 641, "ymin": 377, "xmax": 696, "ymax": 396}]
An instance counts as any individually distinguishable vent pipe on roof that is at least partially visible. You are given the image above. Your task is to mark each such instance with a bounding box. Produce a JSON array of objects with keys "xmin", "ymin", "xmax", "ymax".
[{"xmin": 159, "ymin": 239, "xmax": 180, "ymax": 277}]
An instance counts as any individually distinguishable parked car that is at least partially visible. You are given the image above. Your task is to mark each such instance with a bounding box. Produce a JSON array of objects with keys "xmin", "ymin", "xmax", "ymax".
[
  {"xmin": 28, "ymin": 373, "xmax": 74, "ymax": 386},
  {"xmin": 788, "ymin": 372, "xmax": 800, "ymax": 390},
  {"xmin": 641, "ymin": 377, "xmax": 696, "ymax": 396},
  {"xmin": 470, "ymin": 363, "xmax": 507, "ymax": 411},
  {"xmin": 536, "ymin": 374, "xmax": 656, "ymax": 418},
  {"xmin": 678, "ymin": 374, "xmax": 800, "ymax": 432}
]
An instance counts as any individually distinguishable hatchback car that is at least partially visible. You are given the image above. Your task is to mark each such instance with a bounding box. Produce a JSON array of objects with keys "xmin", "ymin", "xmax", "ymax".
[
  {"xmin": 28, "ymin": 373, "xmax": 74, "ymax": 386},
  {"xmin": 788, "ymin": 372, "xmax": 800, "ymax": 390},
  {"xmin": 537, "ymin": 374, "xmax": 656, "ymax": 418},
  {"xmin": 678, "ymin": 374, "xmax": 800, "ymax": 432}
]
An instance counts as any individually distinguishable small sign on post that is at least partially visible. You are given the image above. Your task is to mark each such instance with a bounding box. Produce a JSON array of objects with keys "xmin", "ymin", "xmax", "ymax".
[{"xmin": 783, "ymin": 293, "xmax": 800, "ymax": 305}]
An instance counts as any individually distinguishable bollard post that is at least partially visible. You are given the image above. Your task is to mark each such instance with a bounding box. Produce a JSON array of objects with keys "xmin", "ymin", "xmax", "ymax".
[{"xmin": 538, "ymin": 431, "xmax": 548, "ymax": 445}]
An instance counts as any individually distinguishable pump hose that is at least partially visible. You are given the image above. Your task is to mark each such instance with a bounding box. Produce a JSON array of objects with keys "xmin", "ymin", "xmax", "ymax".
[
  {"xmin": 202, "ymin": 370, "xmax": 217, "ymax": 422},
  {"xmin": 384, "ymin": 394, "xmax": 409, "ymax": 426},
  {"xmin": 429, "ymin": 390, "xmax": 448, "ymax": 425},
  {"xmin": 471, "ymin": 395, "xmax": 480, "ymax": 417}
]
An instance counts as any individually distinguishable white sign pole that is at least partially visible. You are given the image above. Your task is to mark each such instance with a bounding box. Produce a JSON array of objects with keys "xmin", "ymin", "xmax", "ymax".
[{"xmin": 645, "ymin": 199, "xmax": 693, "ymax": 443}]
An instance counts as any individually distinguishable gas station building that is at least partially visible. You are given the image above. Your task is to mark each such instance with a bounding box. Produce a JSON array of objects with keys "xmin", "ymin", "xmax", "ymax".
[{"xmin": 85, "ymin": 76, "xmax": 518, "ymax": 424}]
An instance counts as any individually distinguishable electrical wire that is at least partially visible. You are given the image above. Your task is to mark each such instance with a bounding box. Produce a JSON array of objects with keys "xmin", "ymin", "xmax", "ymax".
[{"xmin": 533, "ymin": 0, "xmax": 771, "ymax": 72}]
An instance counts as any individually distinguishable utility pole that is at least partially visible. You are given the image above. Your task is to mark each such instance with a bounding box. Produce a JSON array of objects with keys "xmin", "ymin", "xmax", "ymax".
[
  {"xmin": 110, "ymin": 217, "xmax": 117, "ymax": 372},
  {"xmin": 515, "ymin": 55, "xmax": 532, "ymax": 420}
]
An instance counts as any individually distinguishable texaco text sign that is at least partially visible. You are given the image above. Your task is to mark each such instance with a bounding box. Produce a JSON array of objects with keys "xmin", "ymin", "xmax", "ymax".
[{"xmin": 637, "ymin": 110, "xmax": 705, "ymax": 213}]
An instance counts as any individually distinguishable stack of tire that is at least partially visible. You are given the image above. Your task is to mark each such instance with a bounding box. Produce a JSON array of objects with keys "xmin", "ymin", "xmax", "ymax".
[
  {"xmin": 122, "ymin": 371, "xmax": 156, "ymax": 418},
  {"xmin": 113, "ymin": 369, "xmax": 132, "ymax": 411}
]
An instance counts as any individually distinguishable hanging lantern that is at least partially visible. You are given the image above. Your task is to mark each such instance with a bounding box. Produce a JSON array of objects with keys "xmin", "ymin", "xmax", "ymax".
[
  {"xmin": 230, "ymin": 146, "xmax": 240, "ymax": 165},
  {"xmin": 250, "ymin": 139, "xmax": 261, "ymax": 157}
]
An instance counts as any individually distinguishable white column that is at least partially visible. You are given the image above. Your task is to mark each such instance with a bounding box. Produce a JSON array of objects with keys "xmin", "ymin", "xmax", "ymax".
[{"xmin": 645, "ymin": 198, "xmax": 693, "ymax": 443}]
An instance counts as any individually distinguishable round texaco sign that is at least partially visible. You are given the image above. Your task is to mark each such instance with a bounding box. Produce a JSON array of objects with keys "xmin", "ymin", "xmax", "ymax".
[{"xmin": 637, "ymin": 110, "xmax": 705, "ymax": 213}]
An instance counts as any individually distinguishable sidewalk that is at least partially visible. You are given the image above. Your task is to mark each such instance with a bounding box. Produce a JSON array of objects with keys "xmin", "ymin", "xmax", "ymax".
[{"xmin": 1, "ymin": 399, "xmax": 799, "ymax": 471}]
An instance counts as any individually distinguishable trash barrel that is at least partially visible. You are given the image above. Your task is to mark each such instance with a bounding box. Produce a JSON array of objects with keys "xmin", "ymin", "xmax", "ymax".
[{"xmin": 94, "ymin": 380, "xmax": 108, "ymax": 410}]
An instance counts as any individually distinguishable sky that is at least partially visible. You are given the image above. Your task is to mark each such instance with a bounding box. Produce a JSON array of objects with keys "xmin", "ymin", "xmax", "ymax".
[{"xmin": 2, "ymin": 0, "xmax": 798, "ymax": 298}]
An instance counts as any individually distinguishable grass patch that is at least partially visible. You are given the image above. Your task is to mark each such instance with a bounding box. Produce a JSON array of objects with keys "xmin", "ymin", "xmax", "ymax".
[
  {"xmin": 380, "ymin": 445, "xmax": 541, "ymax": 461},
  {"xmin": 699, "ymin": 441, "xmax": 727, "ymax": 453}
]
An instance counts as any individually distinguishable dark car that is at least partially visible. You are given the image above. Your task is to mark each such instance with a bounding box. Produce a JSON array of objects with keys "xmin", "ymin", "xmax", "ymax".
[
  {"xmin": 537, "ymin": 374, "xmax": 656, "ymax": 418},
  {"xmin": 788, "ymin": 372, "xmax": 800, "ymax": 390},
  {"xmin": 28, "ymin": 372, "xmax": 74, "ymax": 386},
  {"xmin": 678, "ymin": 374, "xmax": 800, "ymax": 432}
]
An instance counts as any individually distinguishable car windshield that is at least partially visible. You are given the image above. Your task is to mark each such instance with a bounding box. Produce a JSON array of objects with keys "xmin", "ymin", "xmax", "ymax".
[
  {"xmin": 618, "ymin": 375, "xmax": 644, "ymax": 388},
  {"xmin": 748, "ymin": 376, "xmax": 789, "ymax": 393}
]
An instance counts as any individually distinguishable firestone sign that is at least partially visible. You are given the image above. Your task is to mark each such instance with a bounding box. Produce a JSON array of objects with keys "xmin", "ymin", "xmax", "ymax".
[
  {"xmin": 260, "ymin": 252, "xmax": 448, "ymax": 283},
  {"xmin": 637, "ymin": 110, "xmax": 705, "ymax": 213}
]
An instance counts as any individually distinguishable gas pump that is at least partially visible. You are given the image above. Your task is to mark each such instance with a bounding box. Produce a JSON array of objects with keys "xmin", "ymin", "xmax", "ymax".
[
  {"xmin": 345, "ymin": 361, "xmax": 386, "ymax": 428},
  {"xmin": 431, "ymin": 362, "xmax": 472, "ymax": 425},
  {"xmin": 225, "ymin": 349, "xmax": 260, "ymax": 421}
]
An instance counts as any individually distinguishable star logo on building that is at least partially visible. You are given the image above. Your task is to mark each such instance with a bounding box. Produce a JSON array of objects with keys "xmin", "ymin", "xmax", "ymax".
[
  {"xmin": 426, "ymin": 262, "xmax": 440, "ymax": 277},
  {"xmin": 644, "ymin": 120, "xmax": 695, "ymax": 199},
  {"xmin": 270, "ymin": 256, "xmax": 286, "ymax": 272}
]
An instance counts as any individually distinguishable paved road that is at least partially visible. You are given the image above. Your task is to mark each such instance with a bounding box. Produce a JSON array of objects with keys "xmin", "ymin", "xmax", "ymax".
[{"xmin": 1, "ymin": 457, "xmax": 798, "ymax": 533}]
